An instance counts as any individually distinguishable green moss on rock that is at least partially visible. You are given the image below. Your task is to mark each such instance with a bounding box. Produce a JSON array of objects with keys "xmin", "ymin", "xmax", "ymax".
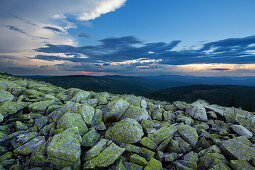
[
  {"xmin": 177, "ymin": 124, "xmax": 198, "ymax": 147},
  {"xmin": 121, "ymin": 105, "xmax": 149, "ymax": 122},
  {"xmin": 81, "ymin": 128, "xmax": 100, "ymax": 147},
  {"xmin": 144, "ymin": 158, "xmax": 162, "ymax": 170},
  {"xmin": 84, "ymin": 139, "xmax": 125, "ymax": 169},
  {"xmin": 130, "ymin": 154, "xmax": 148, "ymax": 166},
  {"xmin": 57, "ymin": 112, "xmax": 88, "ymax": 136},
  {"xmin": 47, "ymin": 127, "xmax": 81, "ymax": 164},
  {"xmin": 148, "ymin": 126, "xmax": 176, "ymax": 145},
  {"xmin": 105, "ymin": 118, "xmax": 144, "ymax": 144},
  {"xmin": 104, "ymin": 98, "xmax": 130, "ymax": 122}
]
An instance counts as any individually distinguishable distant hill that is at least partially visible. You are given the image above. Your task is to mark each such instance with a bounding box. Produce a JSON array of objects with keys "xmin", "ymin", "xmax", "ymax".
[
  {"xmin": 28, "ymin": 75, "xmax": 255, "ymax": 111},
  {"xmin": 143, "ymin": 85, "xmax": 255, "ymax": 112},
  {"xmin": 28, "ymin": 75, "xmax": 151, "ymax": 94}
]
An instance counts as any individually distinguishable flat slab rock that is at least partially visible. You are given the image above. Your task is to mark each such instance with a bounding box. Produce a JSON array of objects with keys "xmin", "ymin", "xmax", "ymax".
[{"xmin": 221, "ymin": 136, "xmax": 255, "ymax": 161}]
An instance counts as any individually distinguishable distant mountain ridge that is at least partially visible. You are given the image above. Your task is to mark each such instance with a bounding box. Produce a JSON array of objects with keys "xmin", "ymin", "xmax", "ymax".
[{"xmin": 28, "ymin": 74, "xmax": 255, "ymax": 111}]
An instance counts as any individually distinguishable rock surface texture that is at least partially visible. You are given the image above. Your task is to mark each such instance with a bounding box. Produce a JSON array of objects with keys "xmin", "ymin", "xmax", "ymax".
[{"xmin": 0, "ymin": 73, "xmax": 255, "ymax": 169}]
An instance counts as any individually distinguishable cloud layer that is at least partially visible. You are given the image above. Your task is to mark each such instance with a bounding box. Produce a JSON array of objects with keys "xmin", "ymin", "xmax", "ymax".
[{"xmin": 35, "ymin": 35, "xmax": 255, "ymax": 65}]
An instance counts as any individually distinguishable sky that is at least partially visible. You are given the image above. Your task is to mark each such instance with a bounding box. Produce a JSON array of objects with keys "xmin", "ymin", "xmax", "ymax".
[{"xmin": 1, "ymin": 0, "xmax": 255, "ymax": 76}]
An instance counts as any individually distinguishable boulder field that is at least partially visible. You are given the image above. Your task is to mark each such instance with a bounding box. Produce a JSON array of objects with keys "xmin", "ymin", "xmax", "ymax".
[{"xmin": 0, "ymin": 73, "xmax": 255, "ymax": 170}]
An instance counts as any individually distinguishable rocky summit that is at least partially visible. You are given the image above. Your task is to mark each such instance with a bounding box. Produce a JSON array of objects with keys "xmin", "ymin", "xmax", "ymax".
[{"xmin": 0, "ymin": 73, "xmax": 255, "ymax": 170}]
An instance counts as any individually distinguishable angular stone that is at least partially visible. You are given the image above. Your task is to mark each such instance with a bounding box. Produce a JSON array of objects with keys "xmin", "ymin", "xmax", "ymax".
[
  {"xmin": 141, "ymin": 147, "xmax": 156, "ymax": 161},
  {"xmin": 70, "ymin": 90, "xmax": 90, "ymax": 103},
  {"xmin": 15, "ymin": 121, "xmax": 28, "ymax": 131},
  {"xmin": 204, "ymin": 105, "xmax": 224, "ymax": 116},
  {"xmin": 11, "ymin": 132, "xmax": 38, "ymax": 149},
  {"xmin": 47, "ymin": 127, "xmax": 81, "ymax": 163},
  {"xmin": 0, "ymin": 90, "xmax": 14, "ymax": 103},
  {"xmin": 121, "ymin": 105, "xmax": 149, "ymax": 122},
  {"xmin": 164, "ymin": 153, "xmax": 178, "ymax": 162},
  {"xmin": 199, "ymin": 153, "xmax": 228, "ymax": 169},
  {"xmin": 84, "ymin": 139, "xmax": 125, "ymax": 169},
  {"xmin": 231, "ymin": 125, "xmax": 253, "ymax": 138},
  {"xmin": 63, "ymin": 102, "xmax": 95, "ymax": 125},
  {"xmin": 124, "ymin": 95, "xmax": 142, "ymax": 107},
  {"xmin": 81, "ymin": 128, "xmax": 100, "ymax": 147},
  {"xmin": 183, "ymin": 151, "xmax": 198, "ymax": 163},
  {"xmin": 230, "ymin": 160, "xmax": 255, "ymax": 170},
  {"xmin": 148, "ymin": 126, "xmax": 176, "ymax": 145},
  {"xmin": 185, "ymin": 103, "xmax": 208, "ymax": 121},
  {"xmin": 103, "ymin": 98, "xmax": 130, "ymax": 122},
  {"xmin": 140, "ymin": 137, "xmax": 157, "ymax": 150},
  {"xmin": 177, "ymin": 124, "xmax": 198, "ymax": 146},
  {"xmin": 0, "ymin": 102, "xmax": 27, "ymax": 117},
  {"xmin": 0, "ymin": 152, "xmax": 13, "ymax": 162},
  {"xmin": 0, "ymin": 113, "xmax": 3, "ymax": 123},
  {"xmin": 28, "ymin": 100, "xmax": 57, "ymax": 112},
  {"xmin": 34, "ymin": 116, "xmax": 49, "ymax": 130},
  {"xmin": 130, "ymin": 154, "xmax": 148, "ymax": 166},
  {"xmin": 105, "ymin": 118, "xmax": 144, "ymax": 144},
  {"xmin": 57, "ymin": 112, "xmax": 88, "ymax": 135},
  {"xmin": 14, "ymin": 136, "xmax": 45, "ymax": 155},
  {"xmin": 120, "ymin": 143, "xmax": 142, "ymax": 154},
  {"xmin": 144, "ymin": 158, "xmax": 162, "ymax": 170},
  {"xmin": 221, "ymin": 136, "xmax": 255, "ymax": 161}
]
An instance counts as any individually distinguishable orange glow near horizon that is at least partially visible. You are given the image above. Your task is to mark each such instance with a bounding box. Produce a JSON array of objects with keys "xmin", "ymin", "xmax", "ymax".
[{"xmin": 76, "ymin": 71, "xmax": 113, "ymax": 76}]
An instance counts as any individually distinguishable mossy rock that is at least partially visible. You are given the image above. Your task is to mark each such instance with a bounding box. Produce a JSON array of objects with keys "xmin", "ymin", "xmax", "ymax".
[
  {"xmin": 121, "ymin": 105, "xmax": 149, "ymax": 122},
  {"xmin": 148, "ymin": 126, "xmax": 176, "ymax": 145},
  {"xmin": 0, "ymin": 114, "xmax": 3, "ymax": 123},
  {"xmin": 130, "ymin": 154, "xmax": 148, "ymax": 166},
  {"xmin": 84, "ymin": 139, "xmax": 125, "ymax": 169},
  {"xmin": 0, "ymin": 102, "xmax": 27, "ymax": 117},
  {"xmin": 11, "ymin": 132, "xmax": 38, "ymax": 149},
  {"xmin": 185, "ymin": 102, "xmax": 208, "ymax": 121},
  {"xmin": 105, "ymin": 118, "xmax": 144, "ymax": 144},
  {"xmin": 103, "ymin": 98, "xmax": 130, "ymax": 122},
  {"xmin": 120, "ymin": 143, "xmax": 142, "ymax": 154},
  {"xmin": 15, "ymin": 121, "xmax": 28, "ymax": 131},
  {"xmin": 70, "ymin": 90, "xmax": 91, "ymax": 103},
  {"xmin": 198, "ymin": 153, "xmax": 228, "ymax": 169},
  {"xmin": 47, "ymin": 127, "xmax": 81, "ymax": 164},
  {"xmin": 141, "ymin": 120, "xmax": 154, "ymax": 129},
  {"xmin": 140, "ymin": 137, "xmax": 157, "ymax": 150},
  {"xmin": 63, "ymin": 102, "xmax": 95, "ymax": 125},
  {"xmin": 144, "ymin": 158, "xmax": 162, "ymax": 170},
  {"xmin": 81, "ymin": 128, "xmax": 100, "ymax": 147},
  {"xmin": 57, "ymin": 112, "xmax": 88, "ymax": 136},
  {"xmin": 0, "ymin": 90, "xmax": 14, "ymax": 103},
  {"xmin": 177, "ymin": 124, "xmax": 198, "ymax": 147},
  {"xmin": 221, "ymin": 136, "xmax": 255, "ymax": 161},
  {"xmin": 14, "ymin": 136, "xmax": 45, "ymax": 155},
  {"xmin": 230, "ymin": 160, "xmax": 255, "ymax": 170},
  {"xmin": 28, "ymin": 100, "xmax": 57, "ymax": 113}
]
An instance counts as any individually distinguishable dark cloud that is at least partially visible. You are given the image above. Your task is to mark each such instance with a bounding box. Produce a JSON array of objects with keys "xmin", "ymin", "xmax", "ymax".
[
  {"xmin": 211, "ymin": 68, "xmax": 231, "ymax": 71},
  {"xmin": 6, "ymin": 25, "xmax": 27, "ymax": 35},
  {"xmin": 78, "ymin": 33, "xmax": 94, "ymax": 39},
  {"xmin": 43, "ymin": 26, "xmax": 62, "ymax": 33},
  {"xmin": 4, "ymin": 25, "xmax": 47, "ymax": 40},
  {"xmin": 34, "ymin": 35, "xmax": 255, "ymax": 70}
]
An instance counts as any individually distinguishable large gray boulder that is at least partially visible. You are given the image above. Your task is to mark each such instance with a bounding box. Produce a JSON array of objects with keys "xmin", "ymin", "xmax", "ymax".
[
  {"xmin": 47, "ymin": 127, "xmax": 82, "ymax": 167},
  {"xmin": 185, "ymin": 102, "xmax": 208, "ymax": 121},
  {"xmin": 84, "ymin": 139, "xmax": 125, "ymax": 169},
  {"xmin": 121, "ymin": 105, "xmax": 149, "ymax": 122},
  {"xmin": 221, "ymin": 136, "xmax": 255, "ymax": 161},
  {"xmin": 231, "ymin": 125, "xmax": 253, "ymax": 138},
  {"xmin": 57, "ymin": 112, "xmax": 88, "ymax": 135},
  {"xmin": 105, "ymin": 118, "xmax": 144, "ymax": 144},
  {"xmin": 177, "ymin": 124, "xmax": 198, "ymax": 147},
  {"xmin": 103, "ymin": 98, "xmax": 130, "ymax": 122},
  {"xmin": 0, "ymin": 90, "xmax": 14, "ymax": 103}
]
